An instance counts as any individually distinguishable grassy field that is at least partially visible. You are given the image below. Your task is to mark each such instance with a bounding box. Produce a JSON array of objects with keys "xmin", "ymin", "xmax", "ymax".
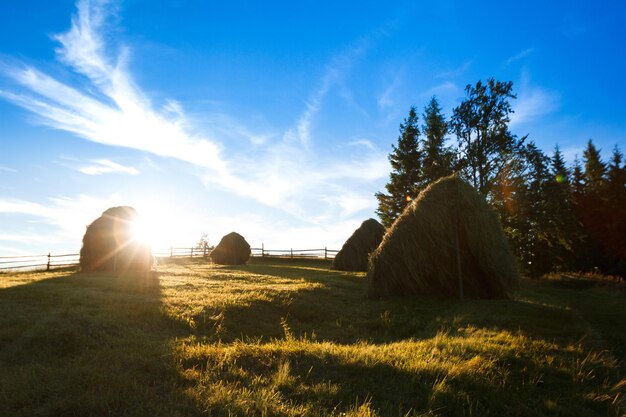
[{"xmin": 0, "ymin": 257, "xmax": 624, "ymax": 416}]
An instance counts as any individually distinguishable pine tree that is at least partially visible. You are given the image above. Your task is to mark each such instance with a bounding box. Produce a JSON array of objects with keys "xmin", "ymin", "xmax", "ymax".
[
  {"xmin": 375, "ymin": 107, "xmax": 423, "ymax": 227},
  {"xmin": 583, "ymin": 139, "xmax": 607, "ymax": 192},
  {"xmin": 544, "ymin": 145, "xmax": 583, "ymax": 271},
  {"xmin": 604, "ymin": 145, "xmax": 626, "ymax": 275},
  {"xmin": 578, "ymin": 140, "xmax": 608, "ymax": 272},
  {"xmin": 421, "ymin": 96, "xmax": 454, "ymax": 184}
]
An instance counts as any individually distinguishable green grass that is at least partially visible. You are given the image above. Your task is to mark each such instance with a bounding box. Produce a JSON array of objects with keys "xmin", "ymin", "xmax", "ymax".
[{"xmin": 0, "ymin": 258, "xmax": 624, "ymax": 416}]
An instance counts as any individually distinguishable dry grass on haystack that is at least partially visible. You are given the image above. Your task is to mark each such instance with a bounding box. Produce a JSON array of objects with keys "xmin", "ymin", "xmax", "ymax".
[
  {"xmin": 210, "ymin": 232, "xmax": 251, "ymax": 265},
  {"xmin": 367, "ymin": 176, "xmax": 519, "ymax": 299},
  {"xmin": 79, "ymin": 206, "xmax": 153, "ymax": 273},
  {"xmin": 333, "ymin": 218, "xmax": 385, "ymax": 272}
]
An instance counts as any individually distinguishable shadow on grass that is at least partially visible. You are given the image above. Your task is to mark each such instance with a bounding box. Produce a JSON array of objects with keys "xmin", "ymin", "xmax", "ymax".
[
  {"xmin": 205, "ymin": 259, "xmax": 589, "ymax": 348},
  {"xmin": 0, "ymin": 270, "xmax": 202, "ymax": 416}
]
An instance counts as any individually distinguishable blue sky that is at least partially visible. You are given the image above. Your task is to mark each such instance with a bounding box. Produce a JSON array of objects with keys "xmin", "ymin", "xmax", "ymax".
[{"xmin": 1, "ymin": 0, "xmax": 625, "ymax": 255}]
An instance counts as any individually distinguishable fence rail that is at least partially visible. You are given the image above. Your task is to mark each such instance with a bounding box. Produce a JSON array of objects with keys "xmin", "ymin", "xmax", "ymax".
[{"xmin": 0, "ymin": 245, "xmax": 338, "ymax": 273}]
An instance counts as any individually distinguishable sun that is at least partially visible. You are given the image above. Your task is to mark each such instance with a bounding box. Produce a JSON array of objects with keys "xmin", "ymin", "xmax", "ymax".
[{"xmin": 129, "ymin": 217, "xmax": 155, "ymax": 247}]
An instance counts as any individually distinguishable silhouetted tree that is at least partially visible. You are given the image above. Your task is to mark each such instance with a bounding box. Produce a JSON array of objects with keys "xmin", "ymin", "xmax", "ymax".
[
  {"xmin": 421, "ymin": 96, "xmax": 454, "ymax": 184},
  {"xmin": 603, "ymin": 145, "xmax": 626, "ymax": 275},
  {"xmin": 376, "ymin": 107, "xmax": 423, "ymax": 227},
  {"xmin": 450, "ymin": 78, "xmax": 523, "ymax": 198},
  {"xmin": 544, "ymin": 146, "xmax": 583, "ymax": 270}
]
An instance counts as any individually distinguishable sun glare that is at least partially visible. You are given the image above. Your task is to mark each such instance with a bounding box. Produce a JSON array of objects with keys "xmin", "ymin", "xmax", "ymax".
[{"xmin": 130, "ymin": 218, "xmax": 154, "ymax": 247}]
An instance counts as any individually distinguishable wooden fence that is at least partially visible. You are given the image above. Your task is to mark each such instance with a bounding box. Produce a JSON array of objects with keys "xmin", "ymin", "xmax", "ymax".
[{"xmin": 0, "ymin": 245, "xmax": 338, "ymax": 272}]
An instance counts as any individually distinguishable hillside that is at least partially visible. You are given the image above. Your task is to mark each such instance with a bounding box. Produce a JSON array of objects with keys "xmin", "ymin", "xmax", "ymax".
[{"xmin": 0, "ymin": 258, "xmax": 624, "ymax": 416}]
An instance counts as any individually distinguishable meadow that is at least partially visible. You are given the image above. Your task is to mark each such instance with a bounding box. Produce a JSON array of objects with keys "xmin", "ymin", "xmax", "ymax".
[{"xmin": 0, "ymin": 257, "xmax": 624, "ymax": 416}]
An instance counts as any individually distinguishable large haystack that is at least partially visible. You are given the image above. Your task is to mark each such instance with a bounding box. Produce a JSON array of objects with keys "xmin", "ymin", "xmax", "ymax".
[
  {"xmin": 367, "ymin": 176, "xmax": 519, "ymax": 299},
  {"xmin": 80, "ymin": 206, "xmax": 153, "ymax": 273},
  {"xmin": 333, "ymin": 218, "xmax": 385, "ymax": 272},
  {"xmin": 210, "ymin": 232, "xmax": 251, "ymax": 265}
]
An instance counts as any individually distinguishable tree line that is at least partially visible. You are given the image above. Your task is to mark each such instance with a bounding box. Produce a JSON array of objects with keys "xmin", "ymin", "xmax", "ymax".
[{"xmin": 376, "ymin": 78, "xmax": 626, "ymax": 278}]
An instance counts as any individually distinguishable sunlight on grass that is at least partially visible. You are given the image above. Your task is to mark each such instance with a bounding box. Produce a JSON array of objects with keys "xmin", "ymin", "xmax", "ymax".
[{"xmin": 0, "ymin": 258, "xmax": 623, "ymax": 416}]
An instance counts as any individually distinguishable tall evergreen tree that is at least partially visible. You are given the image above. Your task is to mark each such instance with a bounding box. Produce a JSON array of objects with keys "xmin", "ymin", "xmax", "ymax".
[
  {"xmin": 450, "ymin": 78, "xmax": 523, "ymax": 197},
  {"xmin": 375, "ymin": 107, "xmax": 423, "ymax": 228},
  {"xmin": 544, "ymin": 145, "xmax": 583, "ymax": 271},
  {"xmin": 577, "ymin": 140, "xmax": 608, "ymax": 272},
  {"xmin": 604, "ymin": 145, "xmax": 626, "ymax": 274},
  {"xmin": 583, "ymin": 139, "xmax": 607, "ymax": 191},
  {"xmin": 421, "ymin": 96, "xmax": 454, "ymax": 184}
]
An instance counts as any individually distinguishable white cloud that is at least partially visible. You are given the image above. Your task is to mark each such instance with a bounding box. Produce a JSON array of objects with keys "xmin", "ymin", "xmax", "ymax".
[
  {"xmin": 0, "ymin": 0, "xmax": 391, "ymax": 250},
  {"xmin": 504, "ymin": 48, "xmax": 534, "ymax": 67},
  {"xmin": 420, "ymin": 82, "xmax": 459, "ymax": 98},
  {"xmin": 377, "ymin": 71, "xmax": 403, "ymax": 110},
  {"xmin": 0, "ymin": 166, "xmax": 17, "ymax": 173},
  {"xmin": 435, "ymin": 61, "xmax": 472, "ymax": 79},
  {"xmin": 78, "ymin": 158, "xmax": 139, "ymax": 175},
  {"xmin": 510, "ymin": 87, "xmax": 559, "ymax": 127}
]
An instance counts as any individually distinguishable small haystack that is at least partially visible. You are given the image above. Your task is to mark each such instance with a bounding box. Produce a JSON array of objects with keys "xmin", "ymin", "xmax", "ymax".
[
  {"xmin": 210, "ymin": 232, "xmax": 251, "ymax": 265},
  {"xmin": 367, "ymin": 176, "xmax": 518, "ymax": 299},
  {"xmin": 80, "ymin": 206, "xmax": 152, "ymax": 273},
  {"xmin": 333, "ymin": 218, "xmax": 385, "ymax": 272}
]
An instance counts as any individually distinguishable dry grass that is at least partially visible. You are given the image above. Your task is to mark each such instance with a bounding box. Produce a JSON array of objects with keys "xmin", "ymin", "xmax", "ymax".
[
  {"xmin": 0, "ymin": 257, "xmax": 623, "ymax": 416},
  {"xmin": 368, "ymin": 176, "xmax": 519, "ymax": 299}
]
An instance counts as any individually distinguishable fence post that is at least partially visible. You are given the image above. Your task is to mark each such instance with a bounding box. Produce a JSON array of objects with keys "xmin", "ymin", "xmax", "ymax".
[
  {"xmin": 170, "ymin": 246, "xmax": 173, "ymax": 258},
  {"xmin": 324, "ymin": 247, "xmax": 327, "ymax": 261},
  {"xmin": 290, "ymin": 248, "xmax": 293, "ymax": 259},
  {"xmin": 190, "ymin": 247, "xmax": 193, "ymax": 258},
  {"xmin": 47, "ymin": 253, "xmax": 51, "ymax": 271},
  {"xmin": 262, "ymin": 243, "xmax": 265, "ymax": 257}
]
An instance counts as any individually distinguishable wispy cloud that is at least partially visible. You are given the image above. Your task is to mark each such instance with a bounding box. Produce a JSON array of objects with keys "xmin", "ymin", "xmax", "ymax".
[
  {"xmin": 78, "ymin": 158, "xmax": 139, "ymax": 175},
  {"xmin": 0, "ymin": 0, "xmax": 227, "ymax": 175},
  {"xmin": 420, "ymin": 82, "xmax": 459, "ymax": 98},
  {"xmin": 0, "ymin": 166, "xmax": 17, "ymax": 173},
  {"xmin": 0, "ymin": 0, "xmax": 389, "ymax": 227},
  {"xmin": 510, "ymin": 88, "xmax": 559, "ymax": 127},
  {"xmin": 504, "ymin": 48, "xmax": 534, "ymax": 67},
  {"xmin": 0, "ymin": 194, "xmax": 122, "ymax": 244},
  {"xmin": 377, "ymin": 70, "xmax": 403, "ymax": 110},
  {"xmin": 435, "ymin": 61, "xmax": 472, "ymax": 79}
]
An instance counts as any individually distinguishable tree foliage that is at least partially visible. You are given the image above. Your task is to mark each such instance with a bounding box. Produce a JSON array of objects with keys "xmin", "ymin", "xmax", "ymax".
[
  {"xmin": 375, "ymin": 107, "xmax": 423, "ymax": 228},
  {"xmin": 375, "ymin": 78, "xmax": 626, "ymax": 279}
]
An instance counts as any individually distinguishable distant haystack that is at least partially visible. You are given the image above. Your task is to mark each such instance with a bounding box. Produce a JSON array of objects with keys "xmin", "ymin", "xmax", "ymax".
[
  {"xmin": 210, "ymin": 232, "xmax": 251, "ymax": 265},
  {"xmin": 367, "ymin": 176, "xmax": 518, "ymax": 299},
  {"xmin": 80, "ymin": 206, "xmax": 153, "ymax": 273},
  {"xmin": 333, "ymin": 218, "xmax": 385, "ymax": 272}
]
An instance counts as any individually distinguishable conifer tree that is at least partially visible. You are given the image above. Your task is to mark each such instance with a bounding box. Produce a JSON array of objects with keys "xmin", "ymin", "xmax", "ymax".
[
  {"xmin": 545, "ymin": 146, "xmax": 583, "ymax": 271},
  {"xmin": 375, "ymin": 107, "xmax": 423, "ymax": 227},
  {"xmin": 604, "ymin": 145, "xmax": 626, "ymax": 274},
  {"xmin": 421, "ymin": 96, "xmax": 454, "ymax": 184},
  {"xmin": 583, "ymin": 140, "xmax": 607, "ymax": 191}
]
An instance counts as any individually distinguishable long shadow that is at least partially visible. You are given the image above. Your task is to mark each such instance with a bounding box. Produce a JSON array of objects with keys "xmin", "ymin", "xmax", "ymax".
[
  {"xmin": 211, "ymin": 259, "xmax": 591, "ymax": 347},
  {"xmin": 0, "ymin": 270, "xmax": 202, "ymax": 416},
  {"xmin": 1, "ymin": 260, "xmax": 620, "ymax": 416}
]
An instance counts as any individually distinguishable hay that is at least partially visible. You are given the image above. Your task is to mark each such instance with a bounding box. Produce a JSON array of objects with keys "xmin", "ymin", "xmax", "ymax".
[
  {"xmin": 79, "ymin": 206, "xmax": 153, "ymax": 273},
  {"xmin": 367, "ymin": 176, "xmax": 519, "ymax": 299},
  {"xmin": 210, "ymin": 232, "xmax": 251, "ymax": 265},
  {"xmin": 333, "ymin": 218, "xmax": 385, "ymax": 272}
]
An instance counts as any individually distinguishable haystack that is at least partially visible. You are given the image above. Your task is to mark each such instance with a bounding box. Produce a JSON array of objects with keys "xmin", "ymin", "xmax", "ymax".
[
  {"xmin": 79, "ymin": 206, "xmax": 153, "ymax": 273},
  {"xmin": 210, "ymin": 232, "xmax": 251, "ymax": 265},
  {"xmin": 367, "ymin": 176, "xmax": 518, "ymax": 299},
  {"xmin": 333, "ymin": 218, "xmax": 385, "ymax": 272}
]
